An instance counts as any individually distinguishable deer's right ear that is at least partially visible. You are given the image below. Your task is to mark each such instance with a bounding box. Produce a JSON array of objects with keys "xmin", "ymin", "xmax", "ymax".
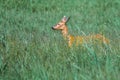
[
  {"xmin": 62, "ymin": 16, "xmax": 70, "ymax": 23},
  {"xmin": 66, "ymin": 17, "xmax": 70, "ymax": 23}
]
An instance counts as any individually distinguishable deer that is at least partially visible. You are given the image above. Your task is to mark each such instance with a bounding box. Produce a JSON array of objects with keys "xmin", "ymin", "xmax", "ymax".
[{"xmin": 52, "ymin": 16, "xmax": 109, "ymax": 47}]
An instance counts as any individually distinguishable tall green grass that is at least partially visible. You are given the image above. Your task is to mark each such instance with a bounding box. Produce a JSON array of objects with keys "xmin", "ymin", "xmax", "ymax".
[{"xmin": 0, "ymin": 0, "xmax": 120, "ymax": 80}]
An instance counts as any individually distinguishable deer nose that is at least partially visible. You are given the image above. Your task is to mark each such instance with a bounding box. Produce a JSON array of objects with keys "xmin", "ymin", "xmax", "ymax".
[{"xmin": 52, "ymin": 27, "xmax": 55, "ymax": 30}]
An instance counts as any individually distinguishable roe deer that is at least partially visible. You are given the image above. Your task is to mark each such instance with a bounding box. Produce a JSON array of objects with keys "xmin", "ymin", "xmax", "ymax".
[{"xmin": 52, "ymin": 16, "xmax": 109, "ymax": 47}]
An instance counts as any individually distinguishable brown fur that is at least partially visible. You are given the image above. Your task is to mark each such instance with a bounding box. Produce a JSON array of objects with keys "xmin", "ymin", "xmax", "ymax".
[{"xmin": 52, "ymin": 16, "xmax": 109, "ymax": 47}]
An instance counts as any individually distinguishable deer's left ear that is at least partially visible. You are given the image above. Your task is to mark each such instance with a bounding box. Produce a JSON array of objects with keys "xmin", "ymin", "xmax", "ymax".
[{"xmin": 62, "ymin": 16, "xmax": 70, "ymax": 23}]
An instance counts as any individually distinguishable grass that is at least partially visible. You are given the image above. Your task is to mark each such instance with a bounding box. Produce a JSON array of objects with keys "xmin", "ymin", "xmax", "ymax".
[{"xmin": 0, "ymin": 0, "xmax": 120, "ymax": 80}]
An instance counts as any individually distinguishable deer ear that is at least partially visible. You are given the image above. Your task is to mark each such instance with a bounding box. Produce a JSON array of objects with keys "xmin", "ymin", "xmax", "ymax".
[
  {"xmin": 62, "ymin": 16, "xmax": 70, "ymax": 23},
  {"xmin": 66, "ymin": 16, "xmax": 70, "ymax": 23}
]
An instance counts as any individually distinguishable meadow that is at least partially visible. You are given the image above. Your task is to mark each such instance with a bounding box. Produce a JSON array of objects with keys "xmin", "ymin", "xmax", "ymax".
[{"xmin": 0, "ymin": 0, "xmax": 120, "ymax": 80}]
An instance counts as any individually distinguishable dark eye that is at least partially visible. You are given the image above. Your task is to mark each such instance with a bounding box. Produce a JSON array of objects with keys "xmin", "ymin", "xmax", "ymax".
[{"xmin": 58, "ymin": 24, "xmax": 60, "ymax": 25}]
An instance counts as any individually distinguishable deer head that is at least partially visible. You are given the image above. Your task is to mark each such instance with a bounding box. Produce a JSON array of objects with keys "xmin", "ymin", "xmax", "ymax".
[{"xmin": 52, "ymin": 16, "xmax": 70, "ymax": 30}]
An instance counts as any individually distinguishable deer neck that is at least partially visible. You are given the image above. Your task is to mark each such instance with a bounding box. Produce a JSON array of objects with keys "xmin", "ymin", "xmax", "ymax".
[{"xmin": 61, "ymin": 25, "xmax": 69, "ymax": 39}]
